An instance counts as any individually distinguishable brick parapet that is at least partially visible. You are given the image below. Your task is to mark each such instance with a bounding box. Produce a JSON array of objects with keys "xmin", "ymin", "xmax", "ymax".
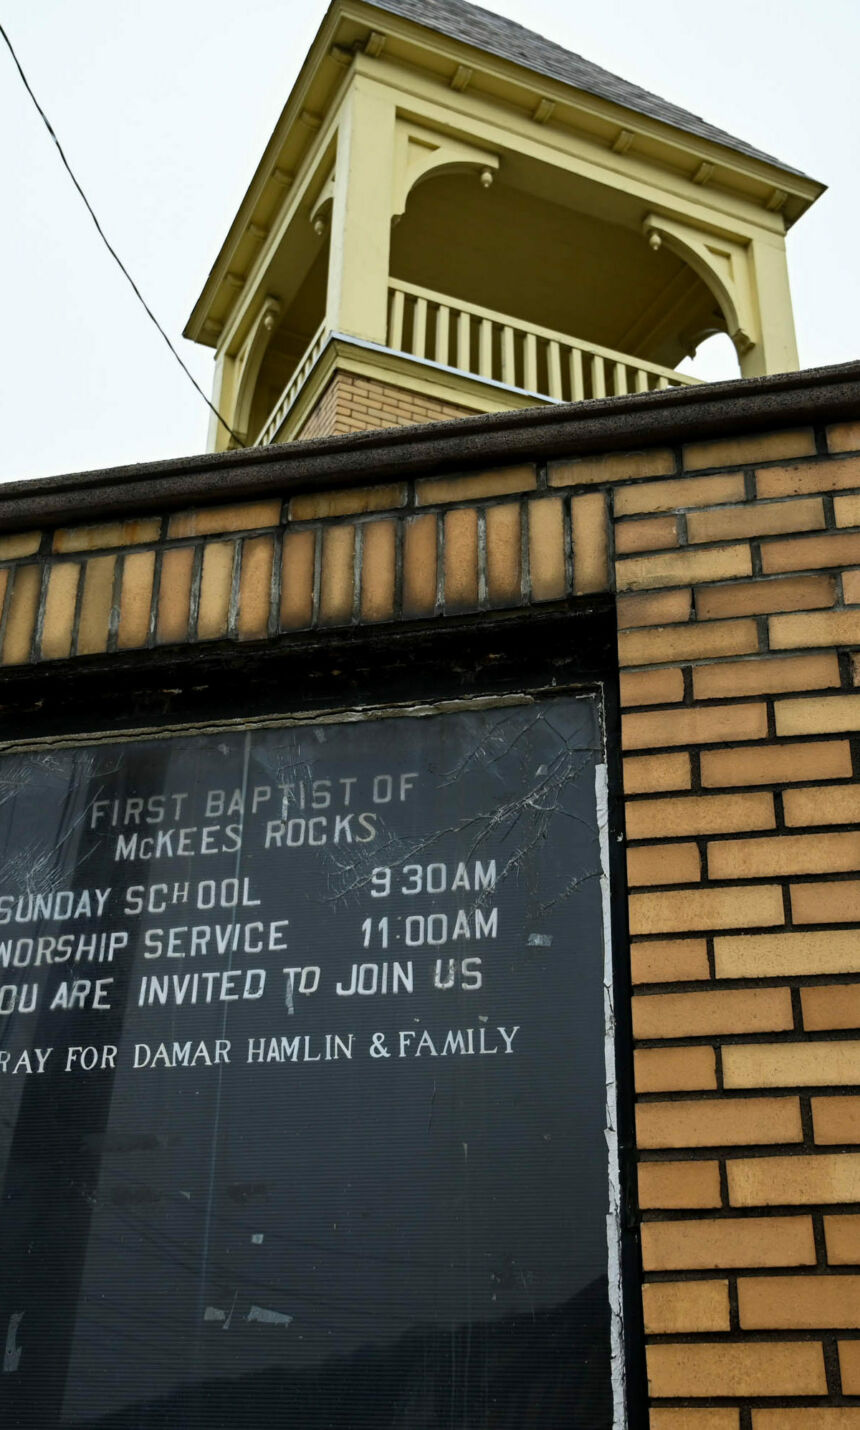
[{"xmin": 1, "ymin": 373, "xmax": 860, "ymax": 1422}]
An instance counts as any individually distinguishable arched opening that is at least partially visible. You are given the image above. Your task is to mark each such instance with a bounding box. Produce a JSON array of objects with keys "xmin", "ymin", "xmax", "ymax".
[{"xmin": 676, "ymin": 332, "xmax": 741, "ymax": 383}]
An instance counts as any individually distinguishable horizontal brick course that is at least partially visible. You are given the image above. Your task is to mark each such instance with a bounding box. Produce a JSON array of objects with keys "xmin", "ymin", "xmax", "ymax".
[
  {"xmin": 629, "ymin": 884, "xmax": 784, "ymax": 935},
  {"xmin": 636, "ymin": 1096, "xmax": 802, "ymax": 1148},
  {"xmin": 642, "ymin": 1280, "xmax": 730, "ymax": 1333},
  {"xmin": 637, "ymin": 1159, "xmax": 722, "ymax": 1208},
  {"xmin": 633, "ymin": 987, "xmax": 793, "ymax": 1039},
  {"xmin": 614, "ymin": 472, "xmax": 745, "ymax": 517},
  {"xmin": 700, "ymin": 739, "xmax": 853, "ymax": 788},
  {"xmin": 687, "ymin": 496, "xmax": 826, "ymax": 544},
  {"xmin": 646, "ymin": 1339, "xmax": 825, "ymax": 1398},
  {"xmin": 623, "ymin": 703, "xmax": 768, "ymax": 750},
  {"xmin": 813, "ymin": 1097, "xmax": 860, "ymax": 1144},
  {"xmin": 739, "ymin": 1274, "xmax": 860, "ymax": 1328},
  {"xmin": 695, "ymin": 572, "xmax": 835, "ymax": 619},
  {"xmin": 715, "ymin": 930, "xmax": 860, "ymax": 979},
  {"xmin": 728, "ymin": 1153, "xmax": 860, "ymax": 1205},
  {"xmin": 693, "ymin": 651, "xmax": 840, "ymax": 699},
  {"xmin": 626, "ymin": 792, "xmax": 775, "ymax": 839},
  {"xmin": 803, "ymin": 985, "xmax": 860, "ymax": 1030},
  {"xmin": 723, "ymin": 1042, "xmax": 860, "ymax": 1088},
  {"xmin": 641, "ymin": 1215, "xmax": 814, "ymax": 1270},
  {"xmin": 684, "ymin": 428, "xmax": 815, "ymax": 471}
]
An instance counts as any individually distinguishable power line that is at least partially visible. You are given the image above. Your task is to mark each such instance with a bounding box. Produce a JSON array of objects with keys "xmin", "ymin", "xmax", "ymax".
[{"xmin": 0, "ymin": 22, "xmax": 245, "ymax": 449}]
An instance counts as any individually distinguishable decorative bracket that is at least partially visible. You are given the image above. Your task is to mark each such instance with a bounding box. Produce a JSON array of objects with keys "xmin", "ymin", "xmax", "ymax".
[
  {"xmin": 230, "ymin": 296, "xmax": 282, "ymax": 443},
  {"xmin": 643, "ymin": 212, "xmax": 758, "ymax": 362},
  {"xmin": 392, "ymin": 120, "xmax": 500, "ymax": 221},
  {"xmin": 310, "ymin": 168, "xmax": 336, "ymax": 236}
]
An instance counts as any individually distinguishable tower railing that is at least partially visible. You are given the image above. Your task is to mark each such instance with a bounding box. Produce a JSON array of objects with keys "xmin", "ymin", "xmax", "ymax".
[{"xmin": 386, "ymin": 278, "xmax": 701, "ymax": 403}]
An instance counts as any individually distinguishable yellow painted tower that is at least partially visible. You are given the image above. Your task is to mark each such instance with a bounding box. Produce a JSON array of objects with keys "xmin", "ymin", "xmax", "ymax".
[{"xmin": 184, "ymin": 0, "xmax": 823, "ymax": 451}]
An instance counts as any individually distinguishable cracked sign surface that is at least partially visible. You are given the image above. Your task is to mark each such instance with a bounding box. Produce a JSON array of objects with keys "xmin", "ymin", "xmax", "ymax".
[{"xmin": 0, "ymin": 694, "xmax": 619, "ymax": 1428}]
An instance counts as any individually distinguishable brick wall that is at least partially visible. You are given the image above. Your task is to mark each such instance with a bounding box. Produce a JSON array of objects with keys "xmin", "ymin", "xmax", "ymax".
[
  {"xmin": 2, "ymin": 393, "xmax": 860, "ymax": 1424},
  {"xmin": 297, "ymin": 370, "xmax": 476, "ymax": 440}
]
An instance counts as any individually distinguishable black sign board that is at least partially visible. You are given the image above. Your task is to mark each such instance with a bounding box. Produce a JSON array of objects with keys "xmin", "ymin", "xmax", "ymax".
[{"xmin": 0, "ymin": 694, "xmax": 621, "ymax": 1428}]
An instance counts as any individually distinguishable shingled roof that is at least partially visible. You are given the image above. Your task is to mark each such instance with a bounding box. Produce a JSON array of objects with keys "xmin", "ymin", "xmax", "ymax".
[{"xmin": 372, "ymin": 0, "xmax": 805, "ymax": 177}]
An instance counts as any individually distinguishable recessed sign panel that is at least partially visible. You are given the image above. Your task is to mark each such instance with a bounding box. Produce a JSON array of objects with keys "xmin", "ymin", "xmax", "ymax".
[{"xmin": 0, "ymin": 695, "xmax": 620, "ymax": 1428}]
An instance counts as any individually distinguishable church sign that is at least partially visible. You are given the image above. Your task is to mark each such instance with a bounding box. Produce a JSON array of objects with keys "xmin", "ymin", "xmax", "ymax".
[{"xmin": 0, "ymin": 691, "xmax": 623, "ymax": 1428}]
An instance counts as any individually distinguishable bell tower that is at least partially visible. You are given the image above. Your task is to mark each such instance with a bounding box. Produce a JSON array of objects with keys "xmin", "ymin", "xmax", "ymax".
[{"xmin": 184, "ymin": 0, "xmax": 823, "ymax": 451}]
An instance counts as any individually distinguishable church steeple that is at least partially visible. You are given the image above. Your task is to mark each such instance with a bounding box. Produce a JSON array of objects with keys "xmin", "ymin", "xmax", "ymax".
[{"xmin": 184, "ymin": 0, "xmax": 823, "ymax": 451}]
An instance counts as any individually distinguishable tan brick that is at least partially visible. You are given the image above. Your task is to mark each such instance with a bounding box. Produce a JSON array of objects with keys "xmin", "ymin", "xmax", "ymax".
[
  {"xmin": 169, "ymin": 500, "xmax": 280, "ymax": 538},
  {"xmin": 828, "ymin": 424, "xmax": 860, "ymax": 455},
  {"xmin": 813, "ymin": 1097, "xmax": 860, "ymax": 1144},
  {"xmin": 416, "ymin": 465, "xmax": 535, "ymax": 505},
  {"xmin": 785, "ymin": 785, "xmax": 860, "ymax": 827},
  {"xmin": 40, "ymin": 562, "xmax": 80, "ymax": 660},
  {"xmin": 777, "ymin": 694, "xmax": 860, "ymax": 735},
  {"xmin": 651, "ymin": 1412, "xmax": 739, "ymax": 1430},
  {"xmin": 635, "ymin": 1045, "xmax": 716, "ymax": 1091},
  {"xmin": 758, "ymin": 452, "xmax": 860, "ymax": 496},
  {"xmin": 643, "ymin": 1280, "xmax": 729, "ymax": 1334},
  {"xmin": 845, "ymin": 569, "xmax": 860, "ymax": 604},
  {"xmin": 790, "ymin": 879, "xmax": 860, "ymax": 929},
  {"xmin": 618, "ymin": 617, "xmax": 758, "ymax": 665},
  {"xmin": 615, "ymin": 514, "xmax": 678, "ymax": 554},
  {"xmin": 53, "ymin": 518, "xmax": 160, "ymax": 553},
  {"xmin": 156, "ymin": 546, "xmax": 195, "ymax": 644},
  {"xmin": 694, "ymin": 652, "xmax": 840, "ymax": 700},
  {"xmin": 626, "ymin": 792, "xmax": 774, "ymax": 840},
  {"xmin": 836, "ymin": 493, "xmax": 860, "ymax": 528},
  {"xmin": 684, "ymin": 429, "xmax": 816, "ymax": 471},
  {"xmin": 708, "ymin": 830, "xmax": 860, "ymax": 879},
  {"xmin": 528, "ymin": 497, "xmax": 566, "ymax": 601},
  {"xmin": 688, "ymin": 497, "xmax": 825, "ymax": 545},
  {"xmin": 724, "ymin": 1042, "xmax": 860, "ymax": 1089},
  {"xmin": 289, "ymin": 484, "xmax": 405, "ymax": 520},
  {"xmin": 279, "ymin": 529, "xmax": 315, "ymax": 630},
  {"xmin": 629, "ymin": 884, "xmax": 783, "ymax": 936},
  {"xmin": 623, "ymin": 702, "xmax": 768, "ymax": 750},
  {"xmin": 2, "ymin": 565, "xmax": 40, "ymax": 665},
  {"xmin": 548, "ymin": 446, "xmax": 675, "ymax": 487},
  {"xmin": 770, "ymin": 609, "xmax": 860, "ymax": 650},
  {"xmin": 616, "ymin": 544, "xmax": 752, "ymax": 593},
  {"xmin": 647, "ymin": 1340, "xmax": 825, "ymax": 1399},
  {"xmin": 624, "ymin": 751, "xmax": 692, "ymax": 794},
  {"xmin": 444, "ymin": 508, "xmax": 478, "ymax": 611},
  {"xmin": 803, "ymin": 985, "xmax": 860, "ymax": 1031},
  {"xmin": 636, "ymin": 1097, "xmax": 802, "ymax": 1149},
  {"xmin": 825, "ymin": 1214, "xmax": 860, "ymax": 1263},
  {"xmin": 630, "ymin": 938, "xmax": 710, "ymax": 983},
  {"xmin": 617, "ymin": 587, "xmax": 692, "ymax": 628},
  {"xmin": 633, "ymin": 987, "xmax": 793, "ymax": 1039},
  {"xmin": 740, "ymin": 1274, "xmax": 860, "ymax": 1328},
  {"xmin": 620, "ymin": 667, "xmax": 685, "ymax": 707},
  {"xmin": 755, "ymin": 1412, "xmax": 860, "ymax": 1430},
  {"xmin": 716, "ymin": 930, "xmax": 860, "ymax": 979},
  {"xmin": 320, "ymin": 525, "xmax": 355, "ymax": 625},
  {"xmin": 615, "ymin": 472, "xmax": 745, "ymax": 517},
  {"xmin": 627, "ymin": 842, "xmax": 700, "ymax": 886},
  {"xmin": 701, "ymin": 740, "xmax": 853, "ymax": 788},
  {"xmin": 0, "ymin": 532, "xmax": 40, "ymax": 560},
  {"xmin": 571, "ymin": 491, "xmax": 609, "ymax": 593},
  {"xmin": 402, "ymin": 514, "xmax": 437, "ymax": 617},
  {"xmin": 642, "ymin": 1213, "xmax": 813, "ymax": 1269},
  {"xmin": 485, "ymin": 502, "xmax": 521, "ymax": 605},
  {"xmin": 77, "ymin": 555, "xmax": 116, "ymax": 655},
  {"xmin": 696, "ymin": 572, "xmax": 836, "ymax": 619},
  {"xmin": 197, "ymin": 542, "xmax": 234, "ymax": 641},
  {"xmin": 763, "ymin": 530, "xmax": 860, "ymax": 575},
  {"xmin": 839, "ymin": 1342, "xmax": 860, "ymax": 1396},
  {"xmin": 237, "ymin": 536, "xmax": 274, "ymax": 640},
  {"xmin": 116, "ymin": 550, "xmax": 155, "ymax": 650},
  {"xmin": 637, "ymin": 1159, "xmax": 722, "ymax": 1208},
  {"xmin": 359, "ymin": 520, "xmax": 396, "ymax": 623}
]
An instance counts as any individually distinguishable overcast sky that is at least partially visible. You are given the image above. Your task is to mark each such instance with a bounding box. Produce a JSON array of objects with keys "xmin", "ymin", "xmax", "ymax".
[{"xmin": 2, "ymin": 0, "xmax": 857, "ymax": 483}]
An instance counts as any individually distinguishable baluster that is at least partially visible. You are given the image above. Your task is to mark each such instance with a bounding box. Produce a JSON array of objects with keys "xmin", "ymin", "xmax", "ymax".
[
  {"xmin": 435, "ymin": 306, "xmax": 450, "ymax": 365},
  {"xmin": 413, "ymin": 297, "xmax": 428, "ymax": 358},
  {"xmin": 592, "ymin": 356, "xmax": 606, "ymax": 400},
  {"xmin": 657, "ymin": 375, "xmax": 670, "ymax": 390},
  {"xmin": 547, "ymin": 342, "xmax": 563, "ymax": 399},
  {"xmin": 501, "ymin": 326, "xmax": 516, "ymax": 386},
  {"xmin": 613, "ymin": 362, "xmax": 628, "ymax": 397},
  {"xmin": 569, "ymin": 348, "xmax": 584, "ymax": 402},
  {"xmin": 524, "ymin": 332, "xmax": 538, "ymax": 391},
  {"xmin": 635, "ymin": 367, "xmax": 649, "ymax": 394},
  {"xmin": 457, "ymin": 311, "xmax": 471, "ymax": 372},
  {"xmin": 478, "ymin": 318, "xmax": 493, "ymax": 378},
  {"xmin": 389, "ymin": 288, "xmax": 405, "ymax": 350}
]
